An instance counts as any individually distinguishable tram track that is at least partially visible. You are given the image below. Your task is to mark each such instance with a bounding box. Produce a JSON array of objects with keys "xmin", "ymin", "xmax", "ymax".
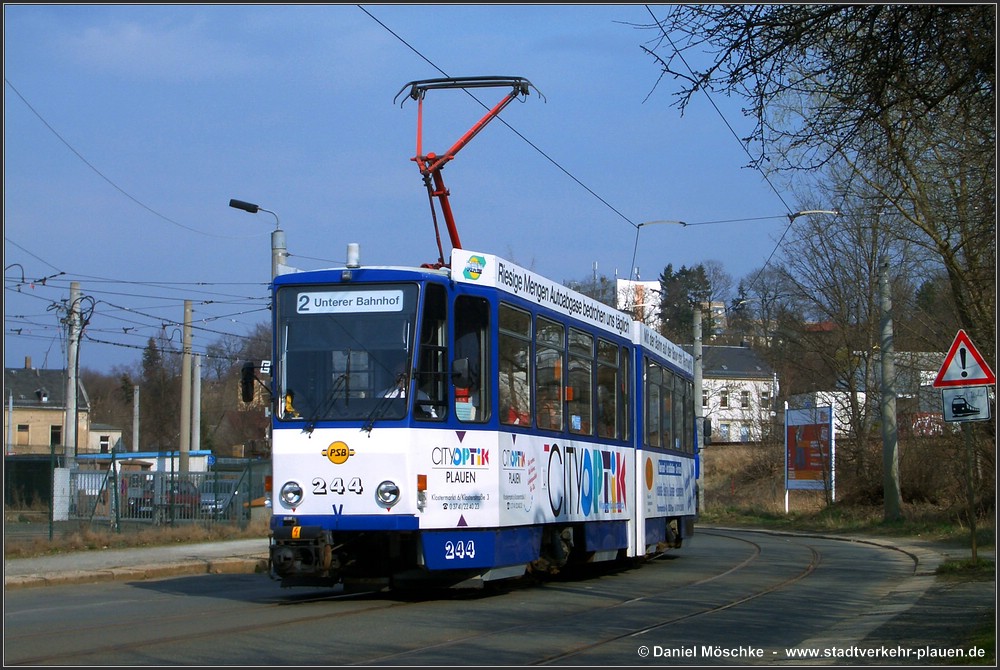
[
  {"xmin": 352, "ymin": 529, "xmax": 819, "ymax": 665},
  {"xmin": 9, "ymin": 529, "xmax": 916, "ymax": 667},
  {"xmin": 532, "ymin": 530, "xmax": 820, "ymax": 665}
]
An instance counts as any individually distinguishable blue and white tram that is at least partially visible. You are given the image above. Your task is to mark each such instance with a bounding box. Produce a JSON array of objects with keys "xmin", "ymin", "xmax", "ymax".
[{"xmin": 264, "ymin": 246, "xmax": 697, "ymax": 589}]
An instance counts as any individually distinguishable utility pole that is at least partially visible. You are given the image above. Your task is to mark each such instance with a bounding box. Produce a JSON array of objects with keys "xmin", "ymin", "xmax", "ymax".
[
  {"xmin": 192, "ymin": 353, "xmax": 201, "ymax": 452},
  {"xmin": 179, "ymin": 300, "xmax": 192, "ymax": 473},
  {"xmin": 693, "ymin": 304, "xmax": 704, "ymax": 513},
  {"xmin": 132, "ymin": 384, "xmax": 140, "ymax": 452},
  {"xmin": 6, "ymin": 392, "xmax": 13, "ymax": 456},
  {"xmin": 64, "ymin": 281, "xmax": 80, "ymax": 469},
  {"xmin": 879, "ymin": 259, "xmax": 902, "ymax": 521}
]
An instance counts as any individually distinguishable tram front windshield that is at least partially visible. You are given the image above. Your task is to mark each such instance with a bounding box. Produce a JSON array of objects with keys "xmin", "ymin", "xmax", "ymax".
[{"xmin": 275, "ymin": 283, "xmax": 420, "ymax": 422}]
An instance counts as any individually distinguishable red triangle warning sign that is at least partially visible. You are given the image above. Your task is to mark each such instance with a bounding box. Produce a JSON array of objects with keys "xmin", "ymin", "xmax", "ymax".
[{"xmin": 933, "ymin": 329, "xmax": 996, "ymax": 387}]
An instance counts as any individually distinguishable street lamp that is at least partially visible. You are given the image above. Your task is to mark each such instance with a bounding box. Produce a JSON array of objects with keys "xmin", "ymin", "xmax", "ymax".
[
  {"xmin": 229, "ymin": 198, "xmax": 280, "ymax": 229},
  {"xmin": 229, "ymin": 198, "xmax": 287, "ymax": 279}
]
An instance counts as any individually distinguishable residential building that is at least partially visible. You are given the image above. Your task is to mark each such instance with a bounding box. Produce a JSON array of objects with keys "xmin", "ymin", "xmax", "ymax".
[
  {"xmin": 4, "ymin": 360, "xmax": 98, "ymax": 507},
  {"xmin": 685, "ymin": 345, "xmax": 778, "ymax": 444},
  {"xmin": 89, "ymin": 423, "xmax": 125, "ymax": 454},
  {"xmin": 4, "ymin": 361, "xmax": 92, "ymax": 459}
]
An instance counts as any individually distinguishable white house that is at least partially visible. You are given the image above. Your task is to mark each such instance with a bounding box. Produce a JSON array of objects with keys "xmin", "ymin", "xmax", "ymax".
[{"xmin": 688, "ymin": 345, "xmax": 778, "ymax": 444}]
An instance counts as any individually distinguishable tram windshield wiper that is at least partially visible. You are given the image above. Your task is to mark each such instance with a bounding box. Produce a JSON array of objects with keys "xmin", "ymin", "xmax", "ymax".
[{"xmin": 361, "ymin": 372, "xmax": 408, "ymax": 434}]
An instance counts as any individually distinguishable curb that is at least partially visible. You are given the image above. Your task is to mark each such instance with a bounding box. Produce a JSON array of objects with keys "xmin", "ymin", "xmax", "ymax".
[{"xmin": 4, "ymin": 556, "xmax": 269, "ymax": 590}]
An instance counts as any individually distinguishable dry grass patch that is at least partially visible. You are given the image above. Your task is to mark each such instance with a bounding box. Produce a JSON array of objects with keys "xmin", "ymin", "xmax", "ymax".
[{"xmin": 4, "ymin": 520, "xmax": 270, "ymax": 560}]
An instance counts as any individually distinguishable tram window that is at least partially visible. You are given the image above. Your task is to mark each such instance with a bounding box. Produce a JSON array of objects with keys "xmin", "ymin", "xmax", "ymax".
[
  {"xmin": 676, "ymin": 377, "xmax": 692, "ymax": 453},
  {"xmin": 645, "ymin": 359, "xmax": 661, "ymax": 447},
  {"xmin": 414, "ymin": 283, "xmax": 447, "ymax": 421},
  {"xmin": 342, "ymin": 349, "xmax": 375, "ymax": 402},
  {"xmin": 453, "ymin": 295, "xmax": 489, "ymax": 422},
  {"xmin": 596, "ymin": 339, "xmax": 618, "ymax": 439},
  {"xmin": 568, "ymin": 328, "xmax": 593, "ymax": 435},
  {"xmin": 499, "ymin": 303, "xmax": 531, "ymax": 426},
  {"xmin": 620, "ymin": 349, "xmax": 630, "ymax": 442},
  {"xmin": 535, "ymin": 316, "xmax": 564, "ymax": 431},
  {"xmin": 661, "ymin": 375, "xmax": 674, "ymax": 449}
]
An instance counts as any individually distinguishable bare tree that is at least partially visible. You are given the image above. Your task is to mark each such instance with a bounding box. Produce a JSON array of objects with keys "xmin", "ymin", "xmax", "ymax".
[
  {"xmin": 642, "ymin": 4, "xmax": 995, "ymax": 368},
  {"xmin": 730, "ymin": 265, "xmax": 800, "ymax": 351},
  {"xmin": 643, "ymin": 5, "xmax": 993, "ymax": 170}
]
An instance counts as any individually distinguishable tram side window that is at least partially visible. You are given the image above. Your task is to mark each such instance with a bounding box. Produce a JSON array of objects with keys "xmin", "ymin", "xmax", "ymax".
[
  {"xmin": 453, "ymin": 295, "xmax": 489, "ymax": 422},
  {"xmin": 621, "ymin": 351, "xmax": 631, "ymax": 441},
  {"xmin": 645, "ymin": 359, "xmax": 661, "ymax": 447},
  {"xmin": 499, "ymin": 303, "xmax": 531, "ymax": 426},
  {"xmin": 661, "ymin": 370, "xmax": 674, "ymax": 450},
  {"xmin": 596, "ymin": 339, "xmax": 619, "ymax": 439},
  {"xmin": 677, "ymin": 378, "xmax": 693, "ymax": 453},
  {"xmin": 415, "ymin": 283, "xmax": 447, "ymax": 421},
  {"xmin": 568, "ymin": 328, "xmax": 593, "ymax": 435},
  {"xmin": 535, "ymin": 316, "xmax": 565, "ymax": 431}
]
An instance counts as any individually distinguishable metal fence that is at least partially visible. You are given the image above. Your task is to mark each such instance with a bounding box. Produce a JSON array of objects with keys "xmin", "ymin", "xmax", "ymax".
[{"xmin": 68, "ymin": 463, "xmax": 271, "ymax": 530}]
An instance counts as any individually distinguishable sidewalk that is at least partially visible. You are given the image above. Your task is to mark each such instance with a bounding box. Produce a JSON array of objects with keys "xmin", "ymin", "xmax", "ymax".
[{"xmin": 4, "ymin": 538, "xmax": 269, "ymax": 590}]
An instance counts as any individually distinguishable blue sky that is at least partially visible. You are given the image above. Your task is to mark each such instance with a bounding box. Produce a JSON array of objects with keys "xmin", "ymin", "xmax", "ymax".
[{"xmin": 4, "ymin": 4, "xmax": 803, "ymax": 373}]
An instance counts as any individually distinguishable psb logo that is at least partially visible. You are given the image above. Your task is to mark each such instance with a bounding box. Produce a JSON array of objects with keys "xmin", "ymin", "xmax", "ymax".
[
  {"xmin": 463, "ymin": 255, "xmax": 486, "ymax": 281},
  {"xmin": 322, "ymin": 441, "xmax": 354, "ymax": 465}
]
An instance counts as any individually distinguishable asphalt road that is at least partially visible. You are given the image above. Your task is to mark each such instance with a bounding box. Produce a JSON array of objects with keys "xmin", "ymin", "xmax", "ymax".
[{"xmin": 3, "ymin": 528, "xmax": 995, "ymax": 665}]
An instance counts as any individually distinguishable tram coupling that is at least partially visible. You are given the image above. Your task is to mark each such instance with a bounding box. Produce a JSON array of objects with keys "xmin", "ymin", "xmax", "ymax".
[{"xmin": 269, "ymin": 525, "xmax": 341, "ymax": 586}]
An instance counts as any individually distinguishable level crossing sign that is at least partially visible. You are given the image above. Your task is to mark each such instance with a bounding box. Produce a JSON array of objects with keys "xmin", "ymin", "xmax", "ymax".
[{"xmin": 932, "ymin": 329, "xmax": 995, "ymax": 388}]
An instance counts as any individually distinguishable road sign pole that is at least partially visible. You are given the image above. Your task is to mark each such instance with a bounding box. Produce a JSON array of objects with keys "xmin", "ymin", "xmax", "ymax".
[
  {"xmin": 963, "ymin": 423, "xmax": 978, "ymax": 565},
  {"xmin": 932, "ymin": 329, "xmax": 993, "ymax": 565}
]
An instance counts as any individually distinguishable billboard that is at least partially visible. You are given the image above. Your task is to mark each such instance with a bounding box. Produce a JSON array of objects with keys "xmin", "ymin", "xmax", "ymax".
[{"xmin": 785, "ymin": 406, "xmax": 835, "ymax": 495}]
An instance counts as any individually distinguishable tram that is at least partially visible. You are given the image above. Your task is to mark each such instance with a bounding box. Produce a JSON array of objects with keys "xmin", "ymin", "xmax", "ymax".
[{"xmin": 250, "ymin": 77, "xmax": 698, "ymax": 589}]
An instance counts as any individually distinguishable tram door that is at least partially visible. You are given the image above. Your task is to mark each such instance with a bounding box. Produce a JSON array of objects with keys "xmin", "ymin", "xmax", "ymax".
[{"xmin": 453, "ymin": 296, "xmax": 489, "ymax": 422}]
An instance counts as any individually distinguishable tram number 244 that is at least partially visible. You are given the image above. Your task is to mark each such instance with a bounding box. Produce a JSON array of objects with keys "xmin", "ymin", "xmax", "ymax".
[
  {"xmin": 445, "ymin": 540, "xmax": 476, "ymax": 561},
  {"xmin": 312, "ymin": 477, "xmax": 363, "ymax": 495}
]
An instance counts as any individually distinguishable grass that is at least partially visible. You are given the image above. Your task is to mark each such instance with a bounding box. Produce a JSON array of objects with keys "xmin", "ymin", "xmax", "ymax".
[
  {"xmin": 4, "ymin": 519, "xmax": 270, "ymax": 560},
  {"xmin": 936, "ymin": 557, "xmax": 996, "ymax": 581},
  {"xmin": 699, "ymin": 503, "xmax": 996, "ymax": 546},
  {"xmin": 960, "ymin": 620, "xmax": 996, "ymax": 666},
  {"xmin": 699, "ymin": 441, "xmax": 996, "ymax": 548}
]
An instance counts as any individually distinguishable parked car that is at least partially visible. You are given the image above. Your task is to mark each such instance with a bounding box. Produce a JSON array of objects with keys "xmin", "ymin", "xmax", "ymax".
[
  {"xmin": 128, "ymin": 478, "xmax": 200, "ymax": 520},
  {"xmin": 200, "ymin": 479, "xmax": 244, "ymax": 519}
]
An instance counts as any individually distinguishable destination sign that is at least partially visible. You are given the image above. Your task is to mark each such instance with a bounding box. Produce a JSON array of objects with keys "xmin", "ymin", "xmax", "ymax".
[{"xmin": 296, "ymin": 290, "xmax": 404, "ymax": 314}]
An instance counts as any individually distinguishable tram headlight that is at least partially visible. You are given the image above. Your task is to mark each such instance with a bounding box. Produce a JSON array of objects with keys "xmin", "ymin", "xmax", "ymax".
[
  {"xmin": 375, "ymin": 480, "xmax": 401, "ymax": 509},
  {"xmin": 279, "ymin": 481, "xmax": 304, "ymax": 508}
]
